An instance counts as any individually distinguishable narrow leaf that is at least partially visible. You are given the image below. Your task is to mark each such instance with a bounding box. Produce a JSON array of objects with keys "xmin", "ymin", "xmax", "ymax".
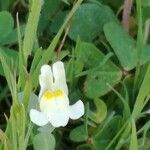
[{"xmin": 129, "ymin": 119, "xmax": 137, "ymax": 150}]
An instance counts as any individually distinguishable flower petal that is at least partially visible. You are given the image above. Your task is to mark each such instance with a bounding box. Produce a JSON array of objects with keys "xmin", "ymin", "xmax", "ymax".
[
  {"xmin": 52, "ymin": 61, "xmax": 68, "ymax": 95},
  {"xmin": 69, "ymin": 100, "xmax": 84, "ymax": 120},
  {"xmin": 47, "ymin": 108, "xmax": 69, "ymax": 127},
  {"xmin": 39, "ymin": 65, "xmax": 53, "ymax": 98},
  {"xmin": 40, "ymin": 91, "xmax": 69, "ymax": 112},
  {"xmin": 39, "ymin": 92, "xmax": 70, "ymax": 127},
  {"xmin": 30, "ymin": 109, "xmax": 48, "ymax": 126}
]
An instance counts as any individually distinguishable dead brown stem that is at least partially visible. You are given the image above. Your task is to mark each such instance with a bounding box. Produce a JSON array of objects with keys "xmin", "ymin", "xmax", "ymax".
[{"xmin": 122, "ymin": 0, "xmax": 133, "ymax": 32}]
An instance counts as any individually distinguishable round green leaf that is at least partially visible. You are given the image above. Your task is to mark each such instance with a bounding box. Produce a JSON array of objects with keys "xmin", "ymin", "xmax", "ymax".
[
  {"xmin": 0, "ymin": 11, "xmax": 14, "ymax": 37},
  {"xmin": 0, "ymin": 25, "xmax": 25, "ymax": 45},
  {"xmin": 75, "ymin": 41, "xmax": 122, "ymax": 98},
  {"xmin": 69, "ymin": 3, "xmax": 116, "ymax": 41},
  {"xmin": 70, "ymin": 125, "xmax": 88, "ymax": 142},
  {"xmin": 51, "ymin": 11, "xmax": 68, "ymax": 33},
  {"xmin": 104, "ymin": 22, "xmax": 137, "ymax": 71}
]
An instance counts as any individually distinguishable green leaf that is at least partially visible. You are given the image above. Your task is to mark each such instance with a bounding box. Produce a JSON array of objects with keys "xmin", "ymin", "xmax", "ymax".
[
  {"xmin": 51, "ymin": 11, "xmax": 68, "ymax": 33},
  {"xmin": 0, "ymin": 47, "xmax": 18, "ymax": 76},
  {"xmin": 107, "ymin": 84, "xmax": 131, "ymax": 120},
  {"xmin": 18, "ymin": 92, "xmax": 39, "ymax": 112},
  {"xmin": 104, "ymin": 21, "xmax": 137, "ymax": 71},
  {"xmin": 93, "ymin": 116, "xmax": 122, "ymax": 149},
  {"xmin": 142, "ymin": 0, "xmax": 150, "ymax": 7},
  {"xmin": 0, "ymin": 48, "xmax": 17, "ymax": 99},
  {"xmin": 66, "ymin": 57, "xmax": 84, "ymax": 85},
  {"xmin": 137, "ymin": 121, "xmax": 150, "ymax": 149},
  {"xmin": 129, "ymin": 119, "xmax": 137, "ymax": 150},
  {"xmin": 30, "ymin": 48, "xmax": 43, "ymax": 74},
  {"xmin": 138, "ymin": 138, "xmax": 150, "ymax": 149},
  {"xmin": 38, "ymin": 0, "xmax": 61, "ymax": 34},
  {"xmin": 22, "ymin": 0, "xmax": 44, "ymax": 62},
  {"xmin": 70, "ymin": 125, "xmax": 88, "ymax": 142},
  {"xmin": 75, "ymin": 41, "xmax": 122, "ymax": 98},
  {"xmin": 33, "ymin": 133, "xmax": 55, "ymax": 150},
  {"xmin": 142, "ymin": 6, "xmax": 150, "ymax": 23},
  {"xmin": 69, "ymin": 3, "xmax": 116, "ymax": 41},
  {"xmin": 115, "ymin": 122, "xmax": 131, "ymax": 150},
  {"xmin": 141, "ymin": 45, "xmax": 150, "ymax": 64},
  {"xmin": 0, "ymin": 11, "xmax": 14, "ymax": 41},
  {"xmin": 0, "ymin": 25, "xmax": 25, "ymax": 45},
  {"xmin": 132, "ymin": 64, "xmax": 150, "ymax": 119},
  {"xmin": 13, "ymin": 104, "xmax": 26, "ymax": 150},
  {"xmin": 52, "ymin": 50, "xmax": 70, "ymax": 62},
  {"xmin": 89, "ymin": 99, "xmax": 107, "ymax": 124},
  {"xmin": 137, "ymin": 121, "xmax": 150, "ymax": 135},
  {"xmin": 102, "ymin": 21, "xmax": 150, "ymax": 67},
  {"xmin": 0, "ymin": 129, "xmax": 9, "ymax": 149},
  {"xmin": 2, "ymin": 47, "xmax": 18, "ymax": 58}
]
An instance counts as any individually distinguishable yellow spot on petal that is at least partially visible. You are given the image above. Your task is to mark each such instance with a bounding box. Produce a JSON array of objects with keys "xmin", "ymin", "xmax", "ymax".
[
  {"xmin": 43, "ymin": 90, "xmax": 53, "ymax": 100},
  {"xmin": 54, "ymin": 90, "xmax": 63, "ymax": 97},
  {"xmin": 42, "ymin": 90, "xmax": 63, "ymax": 101}
]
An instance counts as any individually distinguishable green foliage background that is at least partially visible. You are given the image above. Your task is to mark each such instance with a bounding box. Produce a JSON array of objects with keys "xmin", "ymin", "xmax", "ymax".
[{"xmin": 0, "ymin": 0, "xmax": 150, "ymax": 149}]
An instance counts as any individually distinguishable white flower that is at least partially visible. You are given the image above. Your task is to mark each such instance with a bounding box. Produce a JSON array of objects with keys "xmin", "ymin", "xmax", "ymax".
[{"xmin": 30, "ymin": 61, "xmax": 84, "ymax": 127}]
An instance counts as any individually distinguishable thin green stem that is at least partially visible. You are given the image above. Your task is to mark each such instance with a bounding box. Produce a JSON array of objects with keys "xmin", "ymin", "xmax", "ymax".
[
  {"xmin": 133, "ymin": 0, "xmax": 143, "ymax": 92},
  {"xmin": 25, "ymin": 123, "xmax": 33, "ymax": 149}
]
